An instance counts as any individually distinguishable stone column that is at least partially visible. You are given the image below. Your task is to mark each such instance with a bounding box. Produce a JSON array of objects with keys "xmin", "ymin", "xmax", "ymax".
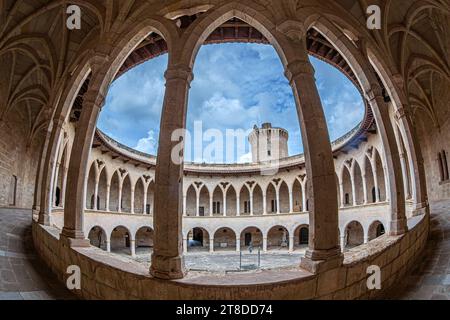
[
  {"xmin": 33, "ymin": 124, "xmax": 52, "ymax": 214},
  {"xmin": 61, "ymin": 89, "xmax": 104, "ymax": 248},
  {"xmin": 130, "ymin": 240, "xmax": 136, "ymax": 257},
  {"xmin": 262, "ymin": 237, "xmax": 268, "ymax": 252},
  {"xmin": 301, "ymin": 182, "xmax": 307, "ymax": 212},
  {"xmin": 130, "ymin": 187, "xmax": 135, "ymax": 214},
  {"xmin": 183, "ymin": 238, "xmax": 188, "ymax": 254},
  {"xmin": 60, "ymin": 167, "xmax": 68, "ymax": 208},
  {"xmin": 339, "ymin": 182, "xmax": 345, "ymax": 208},
  {"xmin": 262, "ymin": 191, "xmax": 267, "ymax": 215},
  {"xmin": 143, "ymin": 186, "xmax": 148, "ymax": 215},
  {"xmin": 395, "ymin": 108, "xmax": 428, "ymax": 215},
  {"xmin": 106, "ymin": 240, "xmax": 111, "ymax": 253},
  {"xmin": 399, "ymin": 153, "xmax": 411, "ymax": 199},
  {"xmin": 105, "ymin": 183, "xmax": 110, "ymax": 212},
  {"xmin": 118, "ymin": 185, "xmax": 123, "ymax": 213},
  {"xmin": 53, "ymin": 162, "xmax": 61, "ymax": 206},
  {"xmin": 236, "ymin": 195, "xmax": 240, "ymax": 216},
  {"xmin": 275, "ymin": 187, "xmax": 281, "ymax": 214},
  {"xmin": 340, "ymin": 236, "xmax": 345, "ymax": 252},
  {"xmin": 209, "ymin": 192, "xmax": 213, "ymax": 216},
  {"xmin": 350, "ymin": 174, "xmax": 357, "ymax": 206},
  {"xmin": 209, "ymin": 238, "xmax": 214, "ymax": 253},
  {"xmin": 222, "ymin": 190, "xmax": 227, "ymax": 217},
  {"xmin": 150, "ymin": 65, "xmax": 192, "ymax": 280},
  {"xmin": 285, "ymin": 46, "xmax": 342, "ymax": 274},
  {"xmin": 196, "ymin": 190, "xmax": 200, "ymax": 217},
  {"xmin": 288, "ymin": 189, "xmax": 294, "ymax": 213},
  {"xmin": 373, "ymin": 163, "xmax": 380, "ymax": 203},
  {"xmin": 249, "ymin": 192, "xmax": 254, "ymax": 216},
  {"xmin": 39, "ymin": 117, "xmax": 65, "ymax": 225},
  {"xmin": 362, "ymin": 173, "xmax": 368, "ymax": 205},
  {"xmin": 182, "ymin": 194, "xmax": 186, "ymax": 217},
  {"xmin": 367, "ymin": 84, "xmax": 407, "ymax": 235},
  {"xmin": 384, "ymin": 165, "xmax": 390, "ymax": 202},
  {"xmin": 236, "ymin": 238, "xmax": 241, "ymax": 252},
  {"xmin": 289, "ymin": 236, "xmax": 294, "ymax": 252},
  {"xmin": 93, "ymin": 174, "xmax": 99, "ymax": 210},
  {"xmin": 364, "ymin": 235, "xmax": 369, "ymax": 244}
]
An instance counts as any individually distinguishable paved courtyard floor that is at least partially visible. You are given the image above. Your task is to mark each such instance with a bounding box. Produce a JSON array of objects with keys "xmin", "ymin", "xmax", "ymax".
[
  {"xmin": 0, "ymin": 208, "xmax": 74, "ymax": 300},
  {"xmin": 128, "ymin": 249, "xmax": 305, "ymax": 272}
]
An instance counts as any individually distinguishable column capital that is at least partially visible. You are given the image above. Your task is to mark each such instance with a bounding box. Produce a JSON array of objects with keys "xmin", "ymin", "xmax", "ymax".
[
  {"xmin": 365, "ymin": 83, "xmax": 384, "ymax": 101},
  {"xmin": 52, "ymin": 115, "xmax": 66, "ymax": 129},
  {"xmin": 164, "ymin": 65, "xmax": 194, "ymax": 83},
  {"xmin": 391, "ymin": 73, "xmax": 405, "ymax": 89},
  {"xmin": 284, "ymin": 59, "xmax": 315, "ymax": 83},
  {"xmin": 83, "ymin": 90, "xmax": 106, "ymax": 110},
  {"xmin": 395, "ymin": 107, "xmax": 410, "ymax": 120},
  {"xmin": 276, "ymin": 20, "xmax": 307, "ymax": 41}
]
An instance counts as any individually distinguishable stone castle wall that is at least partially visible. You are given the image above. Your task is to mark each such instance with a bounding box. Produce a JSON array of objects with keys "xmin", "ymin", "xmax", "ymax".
[{"xmin": 0, "ymin": 112, "xmax": 42, "ymax": 208}]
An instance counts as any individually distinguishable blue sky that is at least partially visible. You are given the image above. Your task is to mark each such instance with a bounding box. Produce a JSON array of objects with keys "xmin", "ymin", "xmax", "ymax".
[{"xmin": 98, "ymin": 42, "xmax": 364, "ymax": 163}]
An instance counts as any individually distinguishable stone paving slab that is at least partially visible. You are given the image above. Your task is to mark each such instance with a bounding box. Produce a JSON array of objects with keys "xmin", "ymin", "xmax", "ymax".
[
  {"xmin": 385, "ymin": 200, "xmax": 450, "ymax": 300},
  {"xmin": 0, "ymin": 208, "xmax": 75, "ymax": 300}
]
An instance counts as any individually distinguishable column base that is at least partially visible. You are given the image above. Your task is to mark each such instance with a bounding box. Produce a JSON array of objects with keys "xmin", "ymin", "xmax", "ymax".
[
  {"xmin": 300, "ymin": 247, "xmax": 343, "ymax": 274},
  {"xmin": 38, "ymin": 212, "xmax": 50, "ymax": 226},
  {"xmin": 150, "ymin": 253, "xmax": 186, "ymax": 280},
  {"xmin": 60, "ymin": 237, "xmax": 91, "ymax": 248},
  {"xmin": 389, "ymin": 218, "xmax": 408, "ymax": 236},
  {"xmin": 60, "ymin": 228, "xmax": 90, "ymax": 248},
  {"xmin": 412, "ymin": 202, "xmax": 429, "ymax": 217}
]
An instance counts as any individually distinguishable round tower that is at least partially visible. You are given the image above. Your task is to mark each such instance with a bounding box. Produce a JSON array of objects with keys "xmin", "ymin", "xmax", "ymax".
[{"xmin": 248, "ymin": 123, "xmax": 289, "ymax": 163}]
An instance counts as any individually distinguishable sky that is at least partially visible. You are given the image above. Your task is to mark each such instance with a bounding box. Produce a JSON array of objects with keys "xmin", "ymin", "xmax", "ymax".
[{"xmin": 98, "ymin": 42, "xmax": 365, "ymax": 163}]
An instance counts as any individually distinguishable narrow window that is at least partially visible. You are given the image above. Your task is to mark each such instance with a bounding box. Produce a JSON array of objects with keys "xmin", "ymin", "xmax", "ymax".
[
  {"xmin": 213, "ymin": 201, "xmax": 221, "ymax": 214},
  {"xmin": 9, "ymin": 175, "xmax": 17, "ymax": 206},
  {"xmin": 443, "ymin": 150, "xmax": 449, "ymax": 180},
  {"xmin": 438, "ymin": 152, "xmax": 445, "ymax": 181},
  {"xmin": 244, "ymin": 201, "xmax": 250, "ymax": 213},
  {"xmin": 55, "ymin": 187, "xmax": 61, "ymax": 207}
]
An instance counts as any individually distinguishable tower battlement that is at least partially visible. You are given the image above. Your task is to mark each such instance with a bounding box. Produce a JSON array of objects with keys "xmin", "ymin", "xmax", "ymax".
[{"xmin": 248, "ymin": 123, "xmax": 289, "ymax": 163}]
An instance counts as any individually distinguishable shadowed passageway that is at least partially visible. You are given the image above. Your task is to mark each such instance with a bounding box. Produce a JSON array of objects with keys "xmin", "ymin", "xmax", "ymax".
[
  {"xmin": 386, "ymin": 200, "xmax": 450, "ymax": 300},
  {"xmin": 0, "ymin": 208, "xmax": 74, "ymax": 300}
]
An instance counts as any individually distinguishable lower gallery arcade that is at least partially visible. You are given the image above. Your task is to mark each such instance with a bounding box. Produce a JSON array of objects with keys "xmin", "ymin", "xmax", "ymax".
[{"xmin": 1, "ymin": 0, "xmax": 449, "ymax": 300}]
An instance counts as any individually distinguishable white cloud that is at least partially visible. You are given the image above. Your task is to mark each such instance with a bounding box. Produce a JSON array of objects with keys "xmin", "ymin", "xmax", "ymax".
[
  {"xmin": 135, "ymin": 130, "xmax": 158, "ymax": 154},
  {"xmin": 238, "ymin": 152, "xmax": 252, "ymax": 164},
  {"xmin": 99, "ymin": 44, "xmax": 365, "ymax": 163}
]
